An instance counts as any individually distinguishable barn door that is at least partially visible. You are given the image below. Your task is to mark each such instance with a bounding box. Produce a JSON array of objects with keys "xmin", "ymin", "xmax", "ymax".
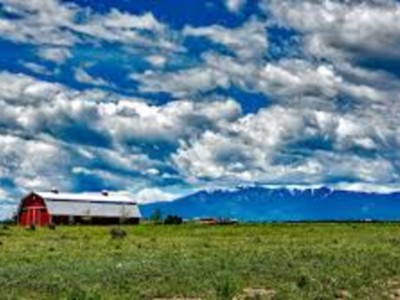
[
  {"xmin": 36, "ymin": 209, "xmax": 41, "ymax": 226},
  {"xmin": 27, "ymin": 208, "xmax": 39, "ymax": 226},
  {"xmin": 25, "ymin": 208, "xmax": 48, "ymax": 226},
  {"xmin": 31, "ymin": 208, "xmax": 36, "ymax": 226},
  {"xmin": 26, "ymin": 208, "xmax": 33, "ymax": 226}
]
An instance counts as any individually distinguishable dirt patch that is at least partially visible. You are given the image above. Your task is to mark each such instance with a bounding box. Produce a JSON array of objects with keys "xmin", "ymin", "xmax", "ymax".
[
  {"xmin": 334, "ymin": 289, "xmax": 351, "ymax": 299},
  {"xmin": 233, "ymin": 288, "xmax": 276, "ymax": 300},
  {"xmin": 153, "ymin": 298, "xmax": 202, "ymax": 300},
  {"xmin": 384, "ymin": 279, "xmax": 400, "ymax": 299}
]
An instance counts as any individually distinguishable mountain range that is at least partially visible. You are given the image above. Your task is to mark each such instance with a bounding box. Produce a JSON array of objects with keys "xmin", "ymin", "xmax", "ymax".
[{"xmin": 140, "ymin": 186, "xmax": 400, "ymax": 222}]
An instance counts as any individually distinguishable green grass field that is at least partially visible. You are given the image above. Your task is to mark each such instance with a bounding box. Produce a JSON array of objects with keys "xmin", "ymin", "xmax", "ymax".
[{"xmin": 1, "ymin": 223, "xmax": 400, "ymax": 299}]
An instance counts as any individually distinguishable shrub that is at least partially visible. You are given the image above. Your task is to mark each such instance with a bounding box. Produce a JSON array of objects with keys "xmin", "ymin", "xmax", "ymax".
[
  {"xmin": 163, "ymin": 215, "xmax": 183, "ymax": 225},
  {"xmin": 48, "ymin": 223, "xmax": 56, "ymax": 230},
  {"xmin": 110, "ymin": 227, "xmax": 127, "ymax": 239}
]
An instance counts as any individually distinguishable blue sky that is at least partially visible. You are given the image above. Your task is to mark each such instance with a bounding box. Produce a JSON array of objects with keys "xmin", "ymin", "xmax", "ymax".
[{"xmin": 1, "ymin": 0, "xmax": 400, "ymax": 217}]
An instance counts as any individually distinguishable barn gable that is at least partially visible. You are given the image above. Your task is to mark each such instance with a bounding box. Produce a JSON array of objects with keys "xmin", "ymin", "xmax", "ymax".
[{"xmin": 18, "ymin": 193, "xmax": 51, "ymax": 226}]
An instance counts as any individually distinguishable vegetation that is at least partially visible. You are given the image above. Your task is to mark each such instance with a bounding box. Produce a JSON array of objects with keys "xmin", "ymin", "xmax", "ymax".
[
  {"xmin": 150, "ymin": 208, "xmax": 162, "ymax": 224},
  {"xmin": 163, "ymin": 215, "xmax": 183, "ymax": 225},
  {"xmin": 1, "ymin": 223, "xmax": 400, "ymax": 299},
  {"xmin": 110, "ymin": 227, "xmax": 127, "ymax": 239}
]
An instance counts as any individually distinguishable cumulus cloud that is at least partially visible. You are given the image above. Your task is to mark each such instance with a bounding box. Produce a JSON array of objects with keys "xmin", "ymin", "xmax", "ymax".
[
  {"xmin": 0, "ymin": 0, "xmax": 179, "ymax": 50},
  {"xmin": 38, "ymin": 47, "xmax": 72, "ymax": 64},
  {"xmin": 0, "ymin": 0, "xmax": 78, "ymax": 46},
  {"xmin": 173, "ymin": 105, "xmax": 400, "ymax": 185},
  {"xmin": 0, "ymin": 134, "xmax": 72, "ymax": 191},
  {"xmin": 134, "ymin": 187, "xmax": 178, "ymax": 204},
  {"xmin": 257, "ymin": 60, "xmax": 341, "ymax": 99},
  {"xmin": 101, "ymin": 98, "xmax": 242, "ymax": 147},
  {"xmin": 184, "ymin": 19, "xmax": 268, "ymax": 60},
  {"xmin": 225, "ymin": 0, "xmax": 247, "ymax": 13},
  {"xmin": 264, "ymin": 0, "xmax": 400, "ymax": 61},
  {"xmin": 74, "ymin": 67, "xmax": 111, "ymax": 87},
  {"xmin": 0, "ymin": 71, "xmax": 243, "ymax": 149},
  {"xmin": 1, "ymin": 0, "xmax": 400, "ymax": 204},
  {"xmin": 132, "ymin": 67, "xmax": 231, "ymax": 98},
  {"xmin": 0, "ymin": 71, "xmax": 244, "ymax": 198},
  {"xmin": 21, "ymin": 61, "xmax": 53, "ymax": 76},
  {"xmin": 138, "ymin": 49, "xmax": 399, "ymax": 111},
  {"xmin": 146, "ymin": 55, "xmax": 167, "ymax": 68}
]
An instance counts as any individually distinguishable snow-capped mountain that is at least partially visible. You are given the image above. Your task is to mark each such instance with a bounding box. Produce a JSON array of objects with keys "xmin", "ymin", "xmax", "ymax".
[{"xmin": 140, "ymin": 186, "xmax": 400, "ymax": 221}]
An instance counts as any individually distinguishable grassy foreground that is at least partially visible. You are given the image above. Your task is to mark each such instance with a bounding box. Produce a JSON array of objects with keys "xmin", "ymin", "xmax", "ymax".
[{"xmin": 1, "ymin": 224, "xmax": 400, "ymax": 299}]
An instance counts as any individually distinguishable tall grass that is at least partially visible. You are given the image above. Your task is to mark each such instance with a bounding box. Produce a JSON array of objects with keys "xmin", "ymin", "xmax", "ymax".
[{"xmin": 0, "ymin": 223, "xmax": 400, "ymax": 299}]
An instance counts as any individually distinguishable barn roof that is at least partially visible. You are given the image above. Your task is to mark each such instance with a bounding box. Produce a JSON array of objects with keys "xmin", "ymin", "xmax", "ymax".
[
  {"xmin": 36, "ymin": 192, "xmax": 135, "ymax": 203},
  {"xmin": 31, "ymin": 191, "xmax": 141, "ymax": 218}
]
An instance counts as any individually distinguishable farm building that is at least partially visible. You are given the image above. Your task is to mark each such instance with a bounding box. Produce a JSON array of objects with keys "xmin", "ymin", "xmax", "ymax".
[{"xmin": 17, "ymin": 191, "xmax": 141, "ymax": 226}]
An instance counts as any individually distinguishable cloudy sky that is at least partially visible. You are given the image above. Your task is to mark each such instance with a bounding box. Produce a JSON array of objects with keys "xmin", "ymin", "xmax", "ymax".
[{"xmin": 1, "ymin": 0, "xmax": 400, "ymax": 217}]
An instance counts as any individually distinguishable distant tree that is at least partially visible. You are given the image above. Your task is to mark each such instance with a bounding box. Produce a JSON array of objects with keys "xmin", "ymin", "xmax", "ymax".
[
  {"xmin": 164, "ymin": 215, "xmax": 183, "ymax": 225},
  {"xmin": 0, "ymin": 218, "xmax": 15, "ymax": 226},
  {"xmin": 150, "ymin": 208, "xmax": 162, "ymax": 224}
]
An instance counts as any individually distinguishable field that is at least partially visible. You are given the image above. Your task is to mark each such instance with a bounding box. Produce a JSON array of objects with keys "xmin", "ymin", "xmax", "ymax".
[{"xmin": 1, "ymin": 224, "xmax": 400, "ymax": 299}]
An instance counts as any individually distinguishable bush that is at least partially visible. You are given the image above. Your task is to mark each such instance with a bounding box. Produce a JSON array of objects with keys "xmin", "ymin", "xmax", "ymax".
[
  {"xmin": 110, "ymin": 227, "xmax": 127, "ymax": 239},
  {"xmin": 163, "ymin": 215, "xmax": 183, "ymax": 225},
  {"xmin": 48, "ymin": 223, "xmax": 56, "ymax": 230}
]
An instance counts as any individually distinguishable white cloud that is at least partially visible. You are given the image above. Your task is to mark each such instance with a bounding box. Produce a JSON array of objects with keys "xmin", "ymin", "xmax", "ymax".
[
  {"xmin": 173, "ymin": 105, "xmax": 400, "ymax": 185},
  {"xmin": 193, "ymin": 53, "xmax": 400, "ymax": 108},
  {"xmin": 0, "ymin": 0, "xmax": 179, "ymax": 51},
  {"xmin": 135, "ymin": 187, "xmax": 178, "ymax": 204},
  {"xmin": 265, "ymin": 0, "xmax": 400, "ymax": 61},
  {"xmin": 146, "ymin": 55, "xmax": 167, "ymax": 68},
  {"xmin": 257, "ymin": 59, "xmax": 341, "ymax": 99},
  {"xmin": 102, "ymin": 9, "xmax": 164, "ymax": 31},
  {"xmin": 101, "ymin": 98, "xmax": 242, "ymax": 145},
  {"xmin": 0, "ymin": 134, "xmax": 72, "ymax": 191},
  {"xmin": 0, "ymin": 72, "xmax": 244, "ymax": 199},
  {"xmin": 225, "ymin": 0, "xmax": 247, "ymax": 13},
  {"xmin": 184, "ymin": 18, "xmax": 267, "ymax": 60},
  {"xmin": 0, "ymin": 0, "xmax": 78, "ymax": 46},
  {"xmin": 132, "ymin": 67, "xmax": 231, "ymax": 97},
  {"xmin": 0, "ymin": 71, "xmax": 242, "ymax": 148},
  {"xmin": 38, "ymin": 47, "xmax": 71, "ymax": 64},
  {"xmin": 74, "ymin": 67, "xmax": 110, "ymax": 86},
  {"xmin": 20, "ymin": 61, "xmax": 52, "ymax": 76},
  {"xmin": 1, "ymin": 0, "xmax": 400, "ymax": 197}
]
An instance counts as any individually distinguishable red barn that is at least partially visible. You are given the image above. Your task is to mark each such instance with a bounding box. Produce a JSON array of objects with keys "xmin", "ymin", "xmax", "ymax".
[{"xmin": 17, "ymin": 191, "xmax": 141, "ymax": 226}]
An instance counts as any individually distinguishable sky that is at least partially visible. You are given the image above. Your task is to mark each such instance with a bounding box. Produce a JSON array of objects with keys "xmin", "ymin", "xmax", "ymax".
[{"xmin": 1, "ymin": 0, "xmax": 400, "ymax": 218}]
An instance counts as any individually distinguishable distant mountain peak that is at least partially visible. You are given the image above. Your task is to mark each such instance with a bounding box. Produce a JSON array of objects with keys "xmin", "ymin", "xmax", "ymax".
[{"xmin": 140, "ymin": 186, "xmax": 400, "ymax": 222}]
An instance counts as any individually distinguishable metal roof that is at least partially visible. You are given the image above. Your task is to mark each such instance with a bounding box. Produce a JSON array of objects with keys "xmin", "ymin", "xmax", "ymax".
[
  {"xmin": 36, "ymin": 192, "xmax": 135, "ymax": 203},
  {"xmin": 33, "ymin": 192, "xmax": 141, "ymax": 218}
]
